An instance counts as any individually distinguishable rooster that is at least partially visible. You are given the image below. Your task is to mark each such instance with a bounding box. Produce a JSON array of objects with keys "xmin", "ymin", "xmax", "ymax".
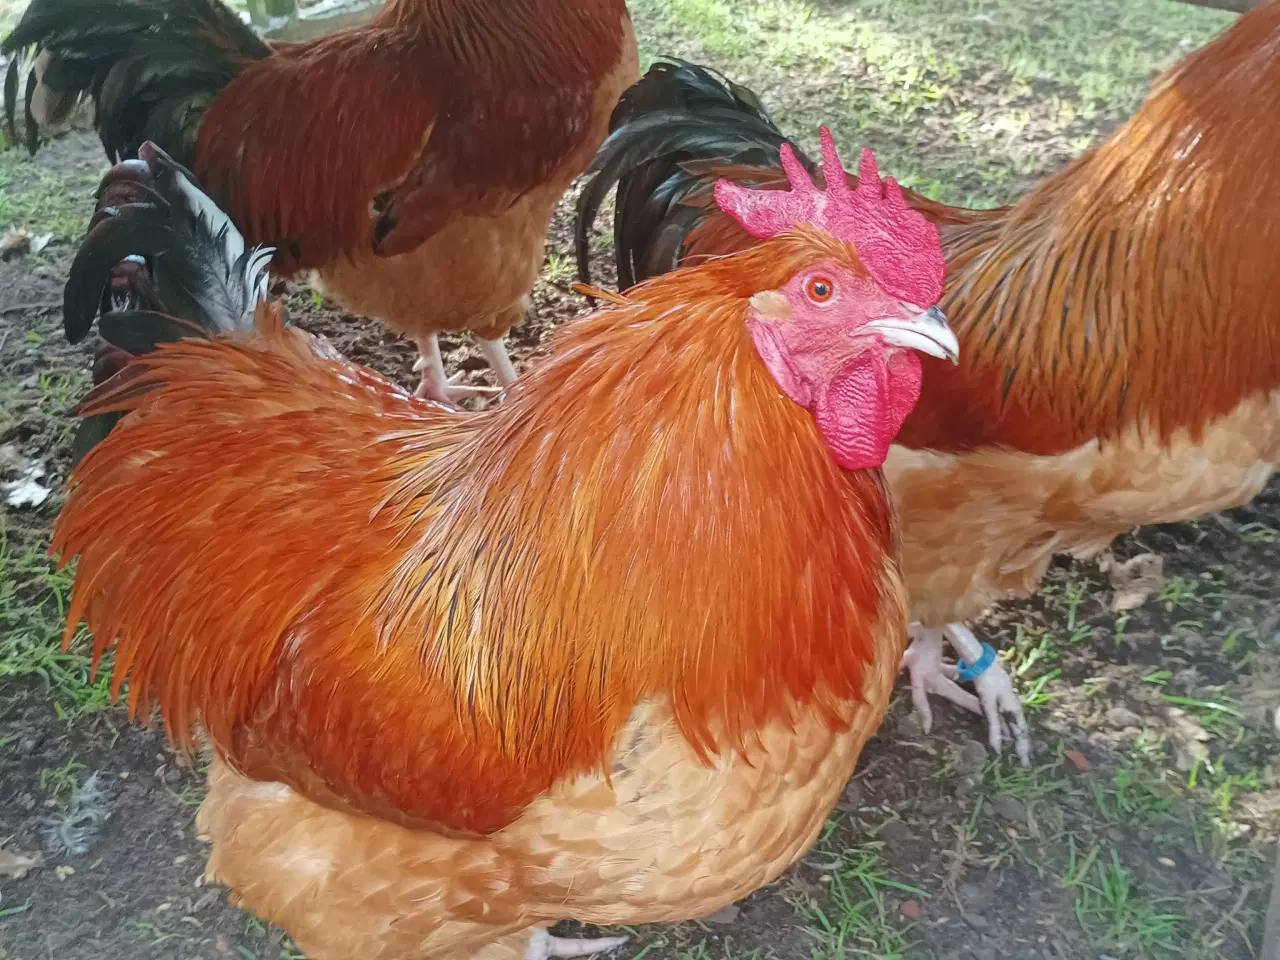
[
  {"xmin": 3, "ymin": 0, "xmax": 639, "ymax": 404},
  {"xmin": 577, "ymin": 2, "xmax": 1280, "ymax": 764},
  {"xmin": 52, "ymin": 136, "xmax": 958, "ymax": 958}
]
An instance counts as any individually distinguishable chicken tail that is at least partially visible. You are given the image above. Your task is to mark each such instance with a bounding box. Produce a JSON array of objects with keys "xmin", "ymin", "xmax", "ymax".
[
  {"xmin": 574, "ymin": 58, "xmax": 810, "ymax": 289},
  {"xmin": 2, "ymin": 0, "xmax": 269, "ymax": 159},
  {"xmin": 65, "ymin": 140, "xmax": 274, "ymax": 462}
]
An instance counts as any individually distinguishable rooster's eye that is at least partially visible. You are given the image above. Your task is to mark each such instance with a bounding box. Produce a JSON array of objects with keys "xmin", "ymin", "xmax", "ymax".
[{"xmin": 806, "ymin": 277, "xmax": 834, "ymax": 303}]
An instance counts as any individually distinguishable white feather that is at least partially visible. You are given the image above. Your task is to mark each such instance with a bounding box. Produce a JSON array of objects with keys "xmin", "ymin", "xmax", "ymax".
[
  {"xmin": 171, "ymin": 166, "xmax": 245, "ymax": 264},
  {"xmin": 244, "ymin": 246, "xmax": 276, "ymax": 306}
]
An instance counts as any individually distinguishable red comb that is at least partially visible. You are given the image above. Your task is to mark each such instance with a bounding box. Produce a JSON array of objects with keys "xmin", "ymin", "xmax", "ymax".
[{"xmin": 713, "ymin": 128, "xmax": 945, "ymax": 306}]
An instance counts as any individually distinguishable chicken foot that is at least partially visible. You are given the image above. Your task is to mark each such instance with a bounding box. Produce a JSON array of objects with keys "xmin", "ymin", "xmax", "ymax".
[
  {"xmin": 900, "ymin": 623, "xmax": 1030, "ymax": 765},
  {"xmin": 413, "ymin": 333, "xmax": 517, "ymax": 405},
  {"xmin": 525, "ymin": 928, "xmax": 629, "ymax": 960}
]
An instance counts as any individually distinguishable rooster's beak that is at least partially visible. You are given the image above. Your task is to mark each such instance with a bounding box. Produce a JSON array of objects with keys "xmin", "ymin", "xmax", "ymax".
[{"xmin": 865, "ymin": 305, "xmax": 959, "ymax": 364}]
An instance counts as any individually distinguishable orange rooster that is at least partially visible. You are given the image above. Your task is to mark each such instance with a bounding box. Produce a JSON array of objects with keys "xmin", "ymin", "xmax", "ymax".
[
  {"xmin": 52, "ymin": 138, "xmax": 958, "ymax": 958},
  {"xmin": 3, "ymin": 0, "xmax": 638, "ymax": 403},
  {"xmin": 577, "ymin": 3, "xmax": 1280, "ymax": 764}
]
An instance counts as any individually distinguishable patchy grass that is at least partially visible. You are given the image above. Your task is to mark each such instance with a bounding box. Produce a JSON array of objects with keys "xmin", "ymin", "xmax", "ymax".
[
  {"xmin": 0, "ymin": 524, "xmax": 107, "ymax": 722},
  {"xmin": 0, "ymin": 155, "xmax": 98, "ymax": 240},
  {"xmin": 1062, "ymin": 840, "xmax": 1183, "ymax": 954},
  {"xmin": 792, "ymin": 828, "xmax": 927, "ymax": 959},
  {"xmin": 628, "ymin": 0, "xmax": 1231, "ymax": 204}
]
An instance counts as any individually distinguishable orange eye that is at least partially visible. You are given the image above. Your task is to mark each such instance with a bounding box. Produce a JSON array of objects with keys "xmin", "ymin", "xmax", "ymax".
[{"xmin": 806, "ymin": 277, "xmax": 834, "ymax": 303}]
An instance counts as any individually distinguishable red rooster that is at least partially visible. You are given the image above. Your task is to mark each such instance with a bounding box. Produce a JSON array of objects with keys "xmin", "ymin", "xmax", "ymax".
[
  {"xmin": 577, "ymin": 3, "xmax": 1280, "ymax": 763},
  {"xmin": 52, "ymin": 137, "xmax": 957, "ymax": 958},
  {"xmin": 4, "ymin": 0, "xmax": 638, "ymax": 403}
]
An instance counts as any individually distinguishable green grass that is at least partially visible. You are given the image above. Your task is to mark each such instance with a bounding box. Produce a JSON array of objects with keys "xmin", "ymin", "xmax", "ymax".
[
  {"xmin": 791, "ymin": 835, "xmax": 925, "ymax": 960},
  {"xmin": 1093, "ymin": 766, "xmax": 1174, "ymax": 824},
  {"xmin": 0, "ymin": 150, "xmax": 99, "ymax": 240},
  {"xmin": 1062, "ymin": 840, "xmax": 1183, "ymax": 954},
  {"xmin": 0, "ymin": 523, "xmax": 110, "ymax": 719},
  {"xmin": 628, "ymin": 0, "xmax": 1230, "ymax": 204},
  {"xmin": 38, "ymin": 756, "xmax": 86, "ymax": 801}
]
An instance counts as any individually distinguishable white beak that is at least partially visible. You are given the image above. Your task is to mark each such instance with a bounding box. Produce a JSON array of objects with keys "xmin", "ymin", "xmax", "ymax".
[{"xmin": 864, "ymin": 306, "xmax": 960, "ymax": 364}]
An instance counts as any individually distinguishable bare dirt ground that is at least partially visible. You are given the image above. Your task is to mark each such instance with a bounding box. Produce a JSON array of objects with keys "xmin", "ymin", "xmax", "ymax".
[{"xmin": 2, "ymin": 2, "xmax": 1277, "ymax": 959}]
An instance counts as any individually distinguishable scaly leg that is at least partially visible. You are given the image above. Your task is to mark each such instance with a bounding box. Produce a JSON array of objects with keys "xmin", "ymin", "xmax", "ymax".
[
  {"xmin": 478, "ymin": 336, "xmax": 520, "ymax": 386},
  {"xmin": 413, "ymin": 333, "xmax": 502, "ymax": 405},
  {"xmin": 525, "ymin": 928, "xmax": 629, "ymax": 960},
  {"xmin": 899, "ymin": 623, "xmax": 1030, "ymax": 765}
]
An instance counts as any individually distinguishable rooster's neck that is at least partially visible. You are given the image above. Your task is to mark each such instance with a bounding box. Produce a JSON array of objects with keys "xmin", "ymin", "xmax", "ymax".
[
  {"xmin": 917, "ymin": 0, "xmax": 1280, "ymax": 454},
  {"xmin": 379, "ymin": 0, "xmax": 631, "ymax": 80}
]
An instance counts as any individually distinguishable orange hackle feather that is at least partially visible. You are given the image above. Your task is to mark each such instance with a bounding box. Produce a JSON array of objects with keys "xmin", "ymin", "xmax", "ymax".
[
  {"xmin": 898, "ymin": 2, "xmax": 1280, "ymax": 455},
  {"xmin": 195, "ymin": 0, "xmax": 630, "ymax": 268},
  {"xmin": 53, "ymin": 231, "xmax": 899, "ymax": 836},
  {"xmin": 680, "ymin": 5, "xmax": 1280, "ymax": 456}
]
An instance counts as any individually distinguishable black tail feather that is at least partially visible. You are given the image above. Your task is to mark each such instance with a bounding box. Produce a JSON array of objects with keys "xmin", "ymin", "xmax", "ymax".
[
  {"xmin": 65, "ymin": 140, "xmax": 274, "ymax": 460},
  {"xmin": 575, "ymin": 58, "xmax": 810, "ymax": 289},
  {"xmin": 3, "ymin": 57, "xmax": 18, "ymax": 144},
  {"xmin": 64, "ymin": 206, "xmax": 181, "ymax": 343},
  {"xmin": 2, "ymin": 0, "xmax": 268, "ymax": 163},
  {"xmin": 23, "ymin": 63, "xmax": 39, "ymax": 153}
]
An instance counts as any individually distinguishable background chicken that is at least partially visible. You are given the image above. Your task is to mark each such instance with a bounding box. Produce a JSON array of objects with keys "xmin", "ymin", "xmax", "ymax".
[
  {"xmin": 52, "ymin": 135, "xmax": 957, "ymax": 959},
  {"xmin": 3, "ymin": 0, "xmax": 639, "ymax": 403},
  {"xmin": 577, "ymin": 0, "xmax": 1280, "ymax": 763}
]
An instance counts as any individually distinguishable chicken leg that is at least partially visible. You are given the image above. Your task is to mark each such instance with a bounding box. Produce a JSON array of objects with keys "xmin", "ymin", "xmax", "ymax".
[
  {"xmin": 478, "ymin": 335, "xmax": 520, "ymax": 386},
  {"xmin": 413, "ymin": 333, "xmax": 507, "ymax": 405},
  {"xmin": 524, "ymin": 929, "xmax": 629, "ymax": 960},
  {"xmin": 900, "ymin": 623, "xmax": 1030, "ymax": 765}
]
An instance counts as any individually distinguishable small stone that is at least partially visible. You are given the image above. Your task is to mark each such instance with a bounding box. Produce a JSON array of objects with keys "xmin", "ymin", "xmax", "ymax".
[
  {"xmin": 989, "ymin": 795, "xmax": 1029, "ymax": 825},
  {"xmin": 1106, "ymin": 553, "xmax": 1164, "ymax": 611},
  {"xmin": 702, "ymin": 905, "xmax": 739, "ymax": 925},
  {"xmin": 839, "ymin": 781, "xmax": 864, "ymax": 811},
  {"xmin": 0, "ymin": 443, "xmax": 24, "ymax": 477},
  {"xmin": 897, "ymin": 711, "xmax": 927, "ymax": 739},
  {"xmin": 1158, "ymin": 857, "xmax": 1177, "ymax": 868},
  {"xmin": 1104, "ymin": 706, "xmax": 1142, "ymax": 728},
  {"xmin": 956, "ymin": 739, "xmax": 989, "ymax": 777},
  {"xmin": 1064, "ymin": 750, "xmax": 1090, "ymax": 772},
  {"xmin": 54, "ymin": 865, "xmax": 75, "ymax": 881},
  {"xmin": 878, "ymin": 820, "xmax": 914, "ymax": 845},
  {"xmin": 0, "ymin": 846, "xmax": 42, "ymax": 880},
  {"xmin": 964, "ymin": 912, "xmax": 990, "ymax": 930},
  {"xmin": 899, "ymin": 899, "xmax": 921, "ymax": 918},
  {"xmin": 958, "ymin": 881, "xmax": 995, "ymax": 911},
  {"xmin": 1174, "ymin": 742, "xmax": 1209, "ymax": 773}
]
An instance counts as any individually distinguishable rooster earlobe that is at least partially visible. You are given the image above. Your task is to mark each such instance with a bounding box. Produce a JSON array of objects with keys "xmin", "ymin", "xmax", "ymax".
[{"xmin": 746, "ymin": 304, "xmax": 812, "ymax": 409}]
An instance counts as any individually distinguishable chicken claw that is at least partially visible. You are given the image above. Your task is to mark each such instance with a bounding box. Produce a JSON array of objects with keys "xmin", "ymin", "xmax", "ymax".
[
  {"xmin": 900, "ymin": 625, "xmax": 980, "ymax": 726},
  {"xmin": 413, "ymin": 333, "xmax": 504, "ymax": 405},
  {"xmin": 900, "ymin": 624, "xmax": 1030, "ymax": 766},
  {"xmin": 525, "ymin": 928, "xmax": 629, "ymax": 960}
]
